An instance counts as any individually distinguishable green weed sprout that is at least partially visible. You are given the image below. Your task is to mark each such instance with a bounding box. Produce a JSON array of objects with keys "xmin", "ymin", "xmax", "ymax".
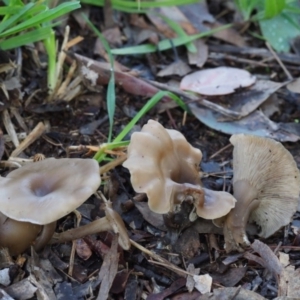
[
  {"xmin": 93, "ymin": 90, "xmax": 187, "ymax": 163},
  {"xmin": 0, "ymin": 1, "xmax": 80, "ymax": 93}
]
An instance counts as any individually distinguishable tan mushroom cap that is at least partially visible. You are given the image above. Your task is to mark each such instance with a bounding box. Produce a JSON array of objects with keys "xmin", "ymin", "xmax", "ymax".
[
  {"xmin": 123, "ymin": 119, "xmax": 202, "ymax": 214},
  {"xmin": 224, "ymin": 134, "xmax": 300, "ymax": 251},
  {"xmin": 0, "ymin": 158, "xmax": 101, "ymax": 225},
  {"xmin": 194, "ymin": 188, "xmax": 236, "ymax": 219},
  {"xmin": 123, "ymin": 120, "xmax": 236, "ymax": 220}
]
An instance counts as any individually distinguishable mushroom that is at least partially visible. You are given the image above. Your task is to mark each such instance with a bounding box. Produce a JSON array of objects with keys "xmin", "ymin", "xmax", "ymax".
[
  {"xmin": 123, "ymin": 119, "xmax": 236, "ymax": 225},
  {"xmin": 224, "ymin": 134, "xmax": 300, "ymax": 252},
  {"xmin": 50, "ymin": 200, "xmax": 130, "ymax": 250},
  {"xmin": 0, "ymin": 158, "xmax": 101, "ymax": 255}
]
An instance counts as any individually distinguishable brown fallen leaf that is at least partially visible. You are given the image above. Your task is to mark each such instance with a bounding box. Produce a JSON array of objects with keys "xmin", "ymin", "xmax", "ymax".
[
  {"xmin": 287, "ymin": 77, "xmax": 300, "ymax": 93},
  {"xmin": 110, "ymin": 269, "xmax": 131, "ymax": 294},
  {"xmin": 188, "ymin": 39, "xmax": 208, "ymax": 67},
  {"xmin": 250, "ymin": 240, "xmax": 283, "ymax": 279},
  {"xmin": 96, "ymin": 234, "xmax": 120, "ymax": 300},
  {"xmin": 186, "ymin": 264, "xmax": 200, "ymax": 293},
  {"xmin": 73, "ymin": 53, "xmax": 172, "ymax": 101},
  {"xmin": 189, "ymin": 103, "xmax": 300, "ymax": 142},
  {"xmin": 197, "ymin": 286, "xmax": 266, "ymax": 300},
  {"xmin": 157, "ymin": 60, "xmax": 191, "ymax": 77},
  {"xmin": 211, "ymin": 267, "xmax": 247, "ymax": 287},
  {"xmin": 278, "ymin": 252, "xmax": 300, "ymax": 297},
  {"xmin": 147, "ymin": 277, "xmax": 186, "ymax": 300},
  {"xmin": 206, "ymin": 21, "xmax": 246, "ymax": 47},
  {"xmin": 134, "ymin": 202, "xmax": 167, "ymax": 231},
  {"xmin": 4, "ymin": 278, "xmax": 37, "ymax": 300},
  {"xmin": 179, "ymin": 2, "xmax": 246, "ymax": 47}
]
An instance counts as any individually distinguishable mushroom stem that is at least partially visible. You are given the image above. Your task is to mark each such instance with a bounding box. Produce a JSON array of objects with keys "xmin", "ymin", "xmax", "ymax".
[
  {"xmin": 34, "ymin": 222, "xmax": 57, "ymax": 251},
  {"xmin": 49, "ymin": 217, "xmax": 112, "ymax": 244},
  {"xmin": 224, "ymin": 180, "xmax": 259, "ymax": 252}
]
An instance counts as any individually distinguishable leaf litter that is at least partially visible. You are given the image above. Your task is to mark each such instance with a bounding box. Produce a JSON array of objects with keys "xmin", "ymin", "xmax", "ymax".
[{"xmin": 1, "ymin": 1, "xmax": 300, "ymax": 299}]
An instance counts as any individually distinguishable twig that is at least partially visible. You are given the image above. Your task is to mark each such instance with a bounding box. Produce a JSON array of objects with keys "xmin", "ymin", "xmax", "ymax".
[
  {"xmin": 10, "ymin": 122, "xmax": 45, "ymax": 158},
  {"xmin": 265, "ymin": 42, "xmax": 293, "ymax": 80},
  {"xmin": 209, "ymin": 143, "xmax": 232, "ymax": 160},
  {"xmin": 100, "ymin": 155, "xmax": 127, "ymax": 174}
]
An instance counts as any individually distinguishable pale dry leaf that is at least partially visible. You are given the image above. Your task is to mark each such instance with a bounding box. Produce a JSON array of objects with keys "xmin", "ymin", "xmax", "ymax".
[
  {"xmin": 96, "ymin": 235, "xmax": 119, "ymax": 300},
  {"xmin": 180, "ymin": 67, "xmax": 256, "ymax": 96},
  {"xmin": 186, "ymin": 264, "xmax": 200, "ymax": 292},
  {"xmin": 278, "ymin": 252, "xmax": 290, "ymax": 267},
  {"xmin": 188, "ymin": 39, "xmax": 208, "ymax": 67},
  {"xmin": 193, "ymin": 274, "xmax": 212, "ymax": 294},
  {"xmin": 279, "ymin": 264, "xmax": 300, "ymax": 297},
  {"xmin": 287, "ymin": 77, "xmax": 300, "ymax": 93},
  {"xmin": 251, "ymin": 240, "xmax": 283, "ymax": 277},
  {"xmin": 157, "ymin": 60, "xmax": 191, "ymax": 77},
  {"xmin": 0, "ymin": 269, "xmax": 10, "ymax": 287},
  {"xmin": 4, "ymin": 278, "xmax": 37, "ymax": 300}
]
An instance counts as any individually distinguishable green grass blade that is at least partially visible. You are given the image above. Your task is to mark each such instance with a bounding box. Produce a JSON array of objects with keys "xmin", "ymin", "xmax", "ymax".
[
  {"xmin": 81, "ymin": 0, "xmax": 199, "ymax": 11},
  {"xmin": 111, "ymin": 24, "xmax": 231, "ymax": 55},
  {"xmin": 0, "ymin": 2, "xmax": 35, "ymax": 34},
  {"xmin": 158, "ymin": 14, "xmax": 197, "ymax": 53},
  {"xmin": 82, "ymin": 14, "xmax": 116, "ymax": 143},
  {"xmin": 0, "ymin": 2, "xmax": 80, "ymax": 38},
  {"xmin": 0, "ymin": 26, "xmax": 52, "ymax": 50},
  {"xmin": 94, "ymin": 90, "xmax": 187, "ymax": 162}
]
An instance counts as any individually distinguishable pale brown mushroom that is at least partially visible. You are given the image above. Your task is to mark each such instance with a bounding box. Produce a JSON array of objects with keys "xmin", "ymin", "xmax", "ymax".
[
  {"xmin": 224, "ymin": 134, "xmax": 300, "ymax": 252},
  {"xmin": 50, "ymin": 200, "xmax": 130, "ymax": 250},
  {"xmin": 123, "ymin": 119, "xmax": 236, "ymax": 221},
  {"xmin": 0, "ymin": 158, "xmax": 101, "ymax": 255}
]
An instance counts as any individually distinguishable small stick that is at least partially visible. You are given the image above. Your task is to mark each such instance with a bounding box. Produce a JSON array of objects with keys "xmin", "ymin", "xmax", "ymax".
[
  {"xmin": 10, "ymin": 122, "xmax": 45, "ymax": 157},
  {"xmin": 209, "ymin": 143, "xmax": 232, "ymax": 160},
  {"xmin": 68, "ymin": 210, "xmax": 82, "ymax": 276},
  {"xmin": 265, "ymin": 42, "xmax": 293, "ymax": 80},
  {"xmin": 100, "ymin": 155, "xmax": 127, "ymax": 174},
  {"xmin": 3, "ymin": 109, "xmax": 19, "ymax": 148}
]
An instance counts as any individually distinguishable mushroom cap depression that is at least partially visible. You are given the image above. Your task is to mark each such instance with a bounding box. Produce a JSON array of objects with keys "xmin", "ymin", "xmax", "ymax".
[
  {"xmin": 123, "ymin": 119, "xmax": 236, "ymax": 220},
  {"xmin": 0, "ymin": 158, "xmax": 101, "ymax": 225},
  {"xmin": 225, "ymin": 134, "xmax": 300, "ymax": 250}
]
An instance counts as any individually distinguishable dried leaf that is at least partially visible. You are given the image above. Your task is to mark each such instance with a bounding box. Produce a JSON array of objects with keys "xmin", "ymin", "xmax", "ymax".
[
  {"xmin": 211, "ymin": 267, "xmax": 247, "ymax": 287},
  {"xmin": 193, "ymin": 274, "xmax": 212, "ymax": 294},
  {"xmin": 157, "ymin": 60, "xmax": 191, "ymax": 77},
  {"xmin": 96, "ymin": 235, "xmax": 120, "ymax": 300},
  {"xmin": 147, "ymin": 278, "xmax": 186, "ymax": 300},
  {"xmin": 134, "ymin": 202, "xmax": 167, "ymax": 231},
  {"xmin": 287, "ymin": 77, "xmax": 300, "ymax": 94},
  {"xmin": 250, "ymin": 240, "xmax": 283, "ymax": 277},
  {"xmin": 188, "ymin": 39, "xmax": 208, "ymax": 67},
  {"xmin": 198, "ymin": 286, "xmax": 266, "ymax": 300},
  {"xmin": 4, "ymin": 278, "xmax": 37, "ymax": 300},
  {"xmin": 279, "ymin": 266, "xmax": 300, "ymax": 297},
  {"xmin": 186, "ymin": 264, "xmax": 200, "ymax": 292},
  {"xmin": 180, "ymin": 67, "xmax": 256, "ymax": 96},
  {"xmin": 189, "ymin": 103, "xmax": 300, "ymax": 142},
  {"xmin": 74, "ymin": 53, "xmax": 171, "ymax": 100}
]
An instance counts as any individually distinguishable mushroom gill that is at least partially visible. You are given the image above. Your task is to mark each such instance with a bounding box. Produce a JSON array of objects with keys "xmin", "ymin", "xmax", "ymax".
[{"xmin": 224, "ymin": 134, "xmax": 300, "ymax": 252}]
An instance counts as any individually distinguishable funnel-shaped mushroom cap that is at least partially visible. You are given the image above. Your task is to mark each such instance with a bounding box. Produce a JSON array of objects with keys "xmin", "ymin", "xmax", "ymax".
[
  {"xmin": 0, "ymin": 158, "xmax": 101, "ymax": 225},
  {"xmin": 123, "ymin": 120, "xmax": 202, "ymax": 214},
  {"xmin": 224, "ymin": 134, "xmax": 300, "ymax": 251}
]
